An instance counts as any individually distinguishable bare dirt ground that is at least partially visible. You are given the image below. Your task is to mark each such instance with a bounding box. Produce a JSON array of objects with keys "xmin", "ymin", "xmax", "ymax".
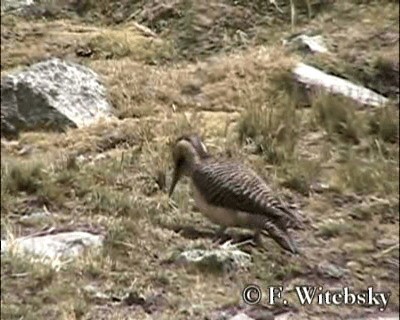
[{"xmin": 1, "ymin": 1, "xmax": 399, "ymax": 319}]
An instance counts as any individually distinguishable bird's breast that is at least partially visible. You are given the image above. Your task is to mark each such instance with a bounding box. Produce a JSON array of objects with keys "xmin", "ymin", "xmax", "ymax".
[{"xmin": 191, "ymin": 182, "xmax": 252, "ymax": 228}]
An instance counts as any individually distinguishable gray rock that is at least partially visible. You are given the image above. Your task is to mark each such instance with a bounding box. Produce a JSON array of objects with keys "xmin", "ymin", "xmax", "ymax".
[
  {"xmin": 284, "ymin": 34, "xmax": 329, "ymax": 54},
  {"xmin": 175, "ymin": 241, "xmax": 252, "ymax": 272},
  {"xmin": 208, "ymin": 305, "xmax": 274, "ymax": 320},
  {"xmin": 1, "ymin": 58, "xmax": 113, "ymax": 138},
  {"xmin": 274, "ymin": 312, "xmax": 297, "ymax": 320},
  {"xmin": 19, "ymin": 210, "xmax": 52, "ymax": 226},
  {"xmin": 292, "ymin": 62, "xmax": 388, "ymax": 107},
  {"xmin": 350, "ymin": 315, "xmax": 399, "ymax": 320},
  {"xmin": 1, "ymin": 231, "xmax": 104, "ymax": 267},
  {"xmin": 1, "ymin": 0, "xmax": 34, "ymax": 13},
  {"xmin": 229, "ymin": 313, "xmax": 255, "ymax": 320},
  {"xmin": 317, "ymin": 261, "xmax": 346, "ymax": 279}
]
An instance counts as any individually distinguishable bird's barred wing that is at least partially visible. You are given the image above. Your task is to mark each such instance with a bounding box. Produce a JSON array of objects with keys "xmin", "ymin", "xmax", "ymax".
[{"xmin": 192, "ymin": 161, "xmax": 301, "ymax": 227}]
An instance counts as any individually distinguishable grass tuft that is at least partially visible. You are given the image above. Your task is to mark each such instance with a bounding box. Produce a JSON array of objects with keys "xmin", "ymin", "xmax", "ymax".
[
  {"xmin": 311, "ymin": 92, "xmax": 366, "ymax": 144},
  {"xmin": 237, "ymin": 93, "xmax": 300, "ymax": 164},
  {"xmin": 367, "ymin": 103, "xmax": 399, "ymax": 144},
  {"xmin": 2, "ymin": 160, "xmax": 45, "ymax": 195},
  {"xmin": 279, "ymin": 158, "xmax": 322, "ymax": 196},
  {"xmin": 333, "ymin": 148, "xmax": 399, "ymax": 195}
]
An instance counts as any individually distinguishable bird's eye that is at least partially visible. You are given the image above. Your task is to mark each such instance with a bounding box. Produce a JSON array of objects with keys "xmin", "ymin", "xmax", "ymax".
[{"xmin": 176, "ymin": 157, "xmax": 184, "ymax": 167}]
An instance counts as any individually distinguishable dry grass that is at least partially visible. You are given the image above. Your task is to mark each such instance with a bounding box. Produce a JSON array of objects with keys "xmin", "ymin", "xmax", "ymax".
[
  {"xmin": 311, "ymin": 93, "xmax": 367, "ymax": 144},
  {"xmin": 0, "ymin": 17, "xmax": 173, "ymax": 72},
  {"xmin": 0, "ymin": 18, "xmax": 96, "ymax": 70},
  {"xmin": 85, "ymin": 28, "xmax": 174, "ymax": 62},
  {"xmin": 1, "ymin": 1, "xmax": 399, "ymax": 319},
  {"xmin": 237, "ymin": 96, "xmax": 300, "ymax": 164},
  {"xmin": 302, "ymin": 1, "xmax": 399, "ymax": 100}
]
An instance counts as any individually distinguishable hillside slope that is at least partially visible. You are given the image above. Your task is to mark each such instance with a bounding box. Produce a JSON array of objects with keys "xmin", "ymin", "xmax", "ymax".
[{"xmin": 1, "ymin": 1, "xmax": 399, "ymax": 319}]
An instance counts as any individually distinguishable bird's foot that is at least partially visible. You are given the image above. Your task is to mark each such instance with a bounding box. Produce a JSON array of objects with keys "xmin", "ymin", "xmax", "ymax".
[
  {"xmin": 211, "ymin": 227, "xmax": 229, "ymax": 247},
  {"xmin": 223, "ymin": 238, "xmax": 255, "ymax": 249}
]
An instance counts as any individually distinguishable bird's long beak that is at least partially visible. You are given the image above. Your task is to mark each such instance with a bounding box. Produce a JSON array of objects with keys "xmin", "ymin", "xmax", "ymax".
[{"xmin": 168, "ymin": 167, "xmax": 181, "ymax": 197}]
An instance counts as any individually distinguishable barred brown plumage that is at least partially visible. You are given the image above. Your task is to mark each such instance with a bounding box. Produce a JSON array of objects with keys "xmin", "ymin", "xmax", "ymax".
[{"xmin": 169, "ymin": 133, "xmax": 303, "ymax": 254}]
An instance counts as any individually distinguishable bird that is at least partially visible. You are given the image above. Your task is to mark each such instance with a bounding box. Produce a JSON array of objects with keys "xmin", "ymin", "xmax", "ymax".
[{"xmin": 168, "ymin": 133, "xmax": 304, "ymax": 254}]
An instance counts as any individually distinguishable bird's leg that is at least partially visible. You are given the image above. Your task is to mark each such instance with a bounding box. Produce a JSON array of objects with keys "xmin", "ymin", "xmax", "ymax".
[
  {"xmin": 253, "ymin": 229, "xmax": 262, "ymax": 246},
  {"xmin": 305, "ymin": 0, "xmax": 312, "ymax": 20},
  {"xmin": 212, "ymin": 226, "xmax": 227, "ymax": 244}
]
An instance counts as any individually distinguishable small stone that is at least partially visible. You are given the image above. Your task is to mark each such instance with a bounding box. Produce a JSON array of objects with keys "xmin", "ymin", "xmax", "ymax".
[
  {"xmin": 1, "ymin": 231, "xmax": 104, "ymax": 269},
  {"xmin": 346, "ymin": 261, "xmax": 361, "ymax": 271},
  {"xmin": 174, "ymin": 243, "xmax": 252, "ymax": 273},
  {"xmin": 284, "ymin": 34, "xmax": 329, "ymax": 54},
  {"xmin": 83, "ymin": 285, "xmax": 110, "ymax": 301},
  {"xmin": 246, "ymin": 307, "xmax": 275, "ymax": 320},
  {"xmin": 19, "ymin": 210, "xmax": 52, "ymax": 226},
  {"xmin": 122, "ymin": 291, "xmax": 146, "ymax": 306},
  {"xmin": 376, "ymin": 238, "xmax": 398, "ymax": 249},
  {"xmin": 310, "ymin": 182, "xmax": 331, "ymax": 193},
  {"xmin": 274, "ymin": 312, "xmax": 297, "ymax": 320},
  {"xmin": 318, "ymin": 261, "xmax": 346, "ymax": 279},
  {"xmin": 229, "ymin": 313, "xmax": 254, "ymax": 320}
]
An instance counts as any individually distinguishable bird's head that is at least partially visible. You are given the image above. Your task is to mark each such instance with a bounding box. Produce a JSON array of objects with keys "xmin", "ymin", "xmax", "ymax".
[{"xmin": 168, "ymin": 133, "xmax": 209, "ymax": 197}]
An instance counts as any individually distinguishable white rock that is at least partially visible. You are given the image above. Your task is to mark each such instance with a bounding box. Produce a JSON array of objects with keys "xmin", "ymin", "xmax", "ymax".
[
  {"xmin": 1, "ymin": 231, "xmax": 104, "ymax": 269},
  {"xmin": 1, "ymin": 58, "xmax": 114, "ymax": 138},
  {"xmin": 285, "ymin": 34, "xmax": 329, "ymax": 54},
  {"xmin": 350, "ymin": 315, "xmax": 399, "ymax": 320},
  {"xmin": 176, "ymin": 241, "xmax": 252, "ymax": 272},
  {"xmin": 293, "ymin": 62, "xmax": 388, "ymax": 107},
  {"xmin": 230, "ymin": 313, "xmax": 255, "ymax": 320},
  {"xmin": 1, "ymin": 0, "xmax": 34, "ymax": 12}
]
